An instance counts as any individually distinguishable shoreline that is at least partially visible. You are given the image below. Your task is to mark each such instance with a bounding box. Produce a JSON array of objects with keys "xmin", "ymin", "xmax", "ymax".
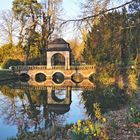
[{"xmin": 0, "ymin": 69, "xmax": 18, "ymax": 82}]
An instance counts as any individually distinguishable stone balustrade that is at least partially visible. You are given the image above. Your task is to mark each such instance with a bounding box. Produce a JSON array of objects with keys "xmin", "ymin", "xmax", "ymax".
[{"xmin": 11, "ymin": 65, "xmax": 95, "ymax": 71}]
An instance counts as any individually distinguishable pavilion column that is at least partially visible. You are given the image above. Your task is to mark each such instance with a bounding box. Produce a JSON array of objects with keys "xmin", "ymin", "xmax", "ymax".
[
  {"xmin": 47, "ymin": 52, "xmax": 52, "ymax": 69},
  {"xmin": 65, "ymin": 52, "xmax": 70, "ymax": 70}
]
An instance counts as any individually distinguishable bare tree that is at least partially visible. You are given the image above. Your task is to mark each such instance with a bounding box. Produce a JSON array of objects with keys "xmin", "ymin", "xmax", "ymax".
[
  {"xmin": 40, "ymin": 0, "xmax": 63, "ymax": 64},
  {"xmin": 0, "ymin": 10, "xmax": 19, "ymax": 45}
]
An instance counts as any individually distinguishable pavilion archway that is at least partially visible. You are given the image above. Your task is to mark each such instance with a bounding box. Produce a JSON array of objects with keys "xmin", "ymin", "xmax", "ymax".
[{"xmin": 51, "ymin": 53, "xmax": 65, "ymax": 66}]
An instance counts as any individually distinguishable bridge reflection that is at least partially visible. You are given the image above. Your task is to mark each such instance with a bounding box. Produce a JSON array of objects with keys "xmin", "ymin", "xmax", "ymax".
[
  {"xmin": 0, "ymin": 80, "xmax": 92, "ymax": 138},
  {"xmin": 19, "ymin": 79, "xmax": 95, "ymax": 89},
  {"xmin": 20, "ymin": 87, "xmax": 72, "ymax": 137}
]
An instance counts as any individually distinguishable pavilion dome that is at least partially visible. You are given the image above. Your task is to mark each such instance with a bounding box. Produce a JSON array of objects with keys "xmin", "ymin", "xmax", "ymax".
[{"xmin": 47, "ymin": 38, "xmax": 71, "ymax": 51}]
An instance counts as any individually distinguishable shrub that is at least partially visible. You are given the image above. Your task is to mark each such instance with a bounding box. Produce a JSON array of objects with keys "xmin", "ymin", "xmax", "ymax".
[
  {"xmin": 128, "ymin": 106, "xmax": 140, "ymax": 124},
  {"xmin": 69, "ymin": 103, "xmax": 109, "ymax": 140},
  {"xmin": 2, "ymin": 59, "xmax": 23, "ymax": 69}
]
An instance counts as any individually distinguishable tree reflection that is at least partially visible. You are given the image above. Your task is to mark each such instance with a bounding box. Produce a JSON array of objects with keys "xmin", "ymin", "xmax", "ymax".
[
  {"xmin": 81, "ymin": 84, "xmax": 130, "ymax": 119},
  {"xmin": 0, "ymin": 85, "xmax": 71, "ymax": 138}
]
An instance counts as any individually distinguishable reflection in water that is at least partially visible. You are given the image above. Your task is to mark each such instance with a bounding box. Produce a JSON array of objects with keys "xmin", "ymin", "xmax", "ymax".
[
  {"xmin": 0, "ymin": 83, "xmax": 87, "ymax": 139},
  {"xmin": 51, "ymin": 89, "xmax": 67, "ymax": 102},
  {"xmin": 0, "ymin": 79, "xmax": 130, "ymax": 139},
  {"xmin": 81, "ymin": 84, "xmax": 129, "ymax": 118}
]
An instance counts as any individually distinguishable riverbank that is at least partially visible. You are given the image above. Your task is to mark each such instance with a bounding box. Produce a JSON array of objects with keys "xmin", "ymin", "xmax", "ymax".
[{"xmin": 0, "ymin": 69, "xmax": 17, "ymax": 81}]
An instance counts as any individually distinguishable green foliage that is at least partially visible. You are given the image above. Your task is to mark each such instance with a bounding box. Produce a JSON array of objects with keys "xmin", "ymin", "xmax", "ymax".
[
  {"xmin": 127, "ymin": 93, "xmax": 140, "ymax": 124},
  {"xmin": 0, "ymin": 70, "xmax": 16, "ymax": 81},
  {"xmin": 0, "ymin": 42, "xmax": 41, "ymax": 66},
  {"xmin": 0, "ymin": 44, "xmax": 24, "ymax": 65},
  {"xmin": 28, "ymin": 57, "xmax": 40, "ymax": 65},
  {"xmin": 83, "ymin": 11, "xmax": 123, "ymax": 65},
  {"xmin": 82, "ymin": 2, "xmax": 140, "ymax": 68},
  {"xmin": 109, "ymin": 120, "xmax": 119, "ymax": 131},
  {"xmin": 81, "ymin": 85, "xmax": 129, "ymax": 118},
  {"xmin": 128, "ymin": 106, "xmax": 140, "ymax": 123},
  {"xmin": 12, "ymin": 0, "xmax": 42, "ymax": 21},
  {"xmin": 12, "ymin": 0, "xmax": 43, "ymax": 64},
  {"xmin": 69, "ymin": 103, "xmax": 109, "ymax": 140},
  {"xmin": 2, "ymin": 59, "xmax": 23, "ymax": 69}
]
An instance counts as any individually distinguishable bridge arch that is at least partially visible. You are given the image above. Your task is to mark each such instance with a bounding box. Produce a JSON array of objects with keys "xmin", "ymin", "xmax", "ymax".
[
  {"xmin": 71, "ymin": 72, "xmax": 84, "ymax": 83},
  {"xmin": 51, "ymin": 89, "xmax": 66, "ymax": 102},
  {"xmin": 89, "ymin": 73, "xmax": 96, "ymax": 83},
  {"xmin": 52, "ymin": 72, "xmax": 65, "ymax": 84},
  {"xmin": 35, "ymin": 73, "xmax": 46, "ymax": 82},
  {"xmin": 19, "ymin": 73, "xmax": 30, "ymax": 82}
]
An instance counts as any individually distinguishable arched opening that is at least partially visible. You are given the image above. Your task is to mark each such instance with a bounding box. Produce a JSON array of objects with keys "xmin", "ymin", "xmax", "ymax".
[
  {"xmin": 89, "ymin": 73, "xmax": 96, "ymax": 83},
  {"xmin": 35, "ymin": 73, "xmax": 46, "ymax": 82},
  {"xmin": 71, "ymin": 73, "xmax": 83, "ymax": 83},
  {"xmin": 51, "ymin": 53, "xmax": 65, "ymax": 66},
  {"xmin": 51, "ymin": 90, "xmax": 66, "ymax": 102},
  {"xmin": 52, "ymin": 72, "xmax": 64, "ymax": 84},
  {"xmin": 19, "ymin": 73, "xmax": 30, "ymax": 82}
]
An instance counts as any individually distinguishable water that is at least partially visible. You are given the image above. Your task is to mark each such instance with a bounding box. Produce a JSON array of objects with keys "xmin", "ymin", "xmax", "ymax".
[
  {"xmin": 0, "ymin": 80, "xmax": 128, "ymax": 139},
  {"xmin": 0, "ymin": 82, "xmax": 89, "ymax": 140}
]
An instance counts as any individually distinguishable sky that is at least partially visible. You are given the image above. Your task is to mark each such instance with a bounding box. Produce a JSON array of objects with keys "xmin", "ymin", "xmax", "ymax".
[
  {"xmin": 0, "ymin": 0, "xmax": 12, "ymax": 10},
  {"xmin": 0, "ymin": 0, "xmax": 81, "ymax": 18},
  {"xmin": 0, "ymin": 0, "xmax": 129, "ymax": 41},
  {"xmin": 0, "ymin": 0, "xmax": 82, "ymax": 40}
]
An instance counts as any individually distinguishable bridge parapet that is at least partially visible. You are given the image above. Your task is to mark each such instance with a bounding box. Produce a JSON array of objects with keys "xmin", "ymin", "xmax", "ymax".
[
  {"xmin": 70, "ymin": 65, "xmax": 95, "ymax": 70},
  {"xmin": 11, "ymin": 65, "xmax": 95, "ymax": 71}
]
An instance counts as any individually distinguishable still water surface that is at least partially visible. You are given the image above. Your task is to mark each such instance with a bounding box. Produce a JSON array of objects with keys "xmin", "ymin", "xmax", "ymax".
[
  {"xmin": 0, "ymin": 79, "xmax": 128, "ymax": 140},
  {"xmin": 0, "ymin": 83, "xmax": 89, "ymax": 140}
]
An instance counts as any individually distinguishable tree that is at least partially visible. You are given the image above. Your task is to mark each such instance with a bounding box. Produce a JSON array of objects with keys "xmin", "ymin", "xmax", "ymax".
[
  {"xmin": 12, "ymin": 0, "xmax": 63, "ymax": 65},
  {"xmin": 82, "ymin": 1, "xmax": 140, "ymax": 66},
  {"xmin": 128, "ymin": 0, "xmax": 140, "ymax": 64},
  {"xmin": 39, "ymin": 0, "xmax": 63, "ymax": 64},
  {"xmin": 0, "ymin": 43, "xmax": 24, "ymax": 66},
  {"xmin": 82, "ymin": 11, "xmax": 122, "ymax": 65},
  {"xmin": 12, "ymin": 0, "xmax": 42, "ymax": 65},
  {"xmin": 81, "ymin": 0, "xmax": 110, "ymax": 17},
  {"xmin": 68, "ymin": 38, "xmax": 84, "ymax": 63},
  {"xmin": 0, "ymin": 10, "xmax": 19, "ymax": 45}
]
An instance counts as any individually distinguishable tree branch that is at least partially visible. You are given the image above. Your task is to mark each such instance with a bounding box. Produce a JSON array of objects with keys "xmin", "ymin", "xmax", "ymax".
[{"xmin": 59, "ymin": 0, "xmax": 134, "ymax": 26}]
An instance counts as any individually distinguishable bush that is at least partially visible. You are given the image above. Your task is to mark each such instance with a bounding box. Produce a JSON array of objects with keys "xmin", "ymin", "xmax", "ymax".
[
  {"xmin": 2, "ymin": 59, "xmax": 23, "ymax": 69},
  {"xmin": 69, "ymin": 103, "xmax": 109, "ymax": 140},
  {"xmin": 28, "ymin": 57, "xmax": 40, "ymax": 65},
  {"xmin": 128, "ymin": 106, "xmax": 140, "ymax": 123}
]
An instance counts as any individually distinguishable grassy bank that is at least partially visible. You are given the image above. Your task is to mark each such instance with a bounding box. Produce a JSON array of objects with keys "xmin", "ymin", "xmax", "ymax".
[{"xmin": 0, "ymin": 69, "xmax": 16, "ymax": 81}]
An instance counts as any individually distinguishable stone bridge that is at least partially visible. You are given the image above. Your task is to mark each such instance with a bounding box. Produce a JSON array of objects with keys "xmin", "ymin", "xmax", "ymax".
[{"xmin": 12, "ymin": 65, "xmax": 96, "ymax": 87}]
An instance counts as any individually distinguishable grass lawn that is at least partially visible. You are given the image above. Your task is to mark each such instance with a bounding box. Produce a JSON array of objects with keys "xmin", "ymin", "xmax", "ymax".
[{"xmin": 0, "ymin": 69, "xmax": 16, "ymax": 81}]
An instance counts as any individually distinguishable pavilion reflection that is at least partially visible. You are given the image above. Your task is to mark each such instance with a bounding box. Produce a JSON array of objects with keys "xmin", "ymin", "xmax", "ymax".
[
  {"xmin": 0, "ymin": 78, "xmax": 95, "ymax": 138},
  {"xmin": 0, "ymin": 79, "xmax": 129, "ymax": 139},
  {"xmin": 0, "ymin": 83, "xmax": 74, "ymax": 138}
]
